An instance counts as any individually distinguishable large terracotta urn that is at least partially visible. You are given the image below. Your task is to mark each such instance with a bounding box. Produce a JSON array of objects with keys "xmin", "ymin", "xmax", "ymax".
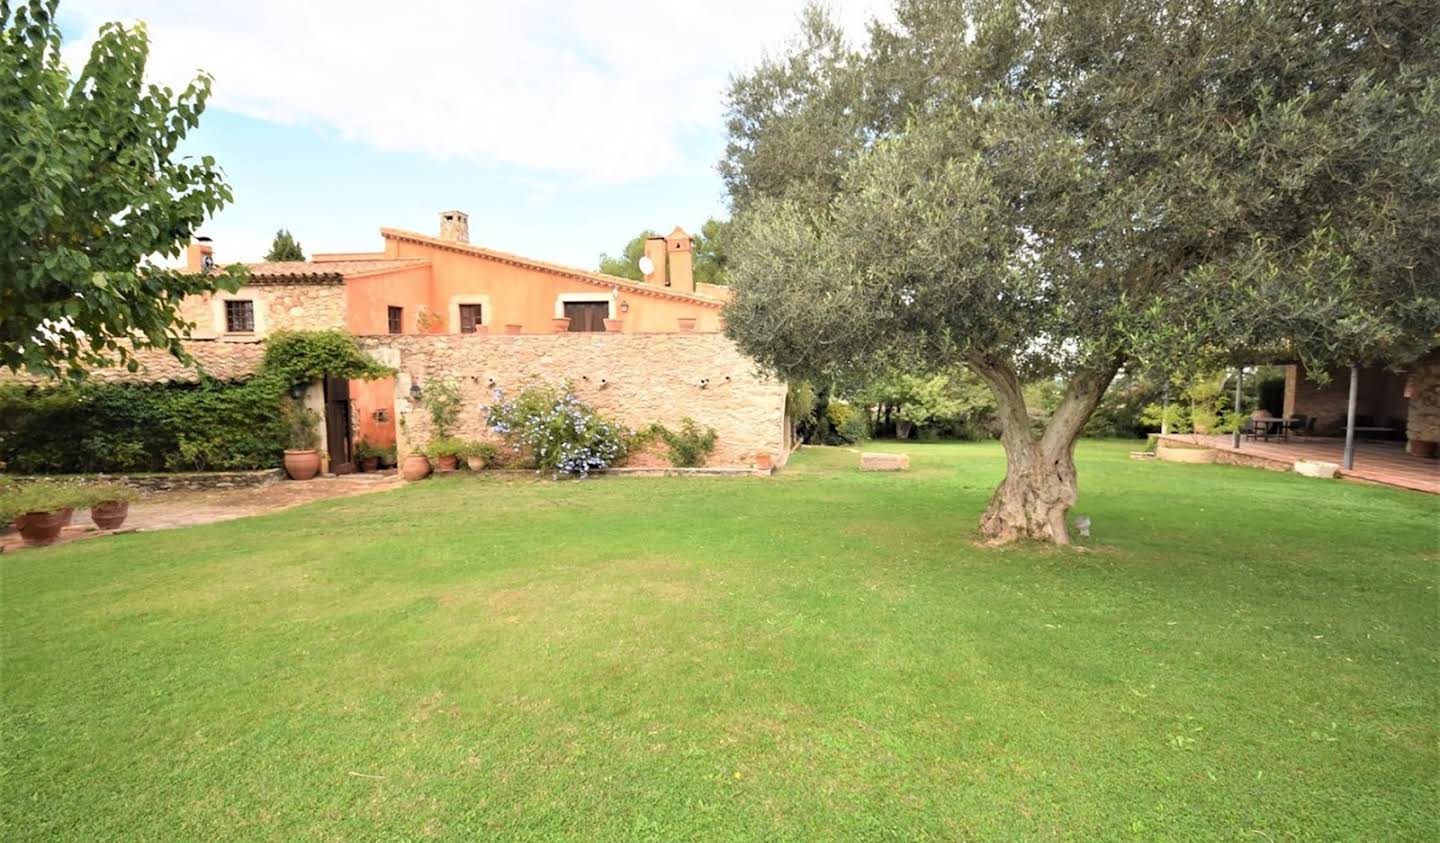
[
  {"xmin": 283, "ymin": 449, "xmax": 321, "ymax": 480},
  {"xmin": 402, "ymin": 453, "xmax": 433, "ymax": 481},
  {"xmin": 552, "ymin": 317, "xmax": 571, "ymax": 333}
]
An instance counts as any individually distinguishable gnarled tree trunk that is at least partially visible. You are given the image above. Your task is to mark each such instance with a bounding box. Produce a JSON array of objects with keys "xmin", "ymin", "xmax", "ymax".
[{"xmin": 969, "ymin": 354, "xmax": 1118, "ymax": 545}]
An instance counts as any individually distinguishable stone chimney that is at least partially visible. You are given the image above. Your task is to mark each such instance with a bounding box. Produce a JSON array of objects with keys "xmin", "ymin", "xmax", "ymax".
[
  {"xmin": 439, "ymin": 210, "xmax": 470, "ymax": 244},
  {"xmin": 186, "ymin": 236, "xmax": 214, "ymax": 273},
  {"xmin": 642, "ymin": 235, "xmax": 668, "ymax": 286},
  {"xmin": 665, "ymin": 226, "xmax": 694, "ymax": 293}
]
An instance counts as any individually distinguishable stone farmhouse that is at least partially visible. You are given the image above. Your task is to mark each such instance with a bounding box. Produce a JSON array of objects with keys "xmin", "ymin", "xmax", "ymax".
[{"xmin": 165, "ymin": 211, "xmax": 789, "ymax": 471}]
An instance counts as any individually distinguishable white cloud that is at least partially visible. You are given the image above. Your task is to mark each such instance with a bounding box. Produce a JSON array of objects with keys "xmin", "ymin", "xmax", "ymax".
[{"xmin": 64, "ymin": 0, "xmax": 892, "ymax": 186}]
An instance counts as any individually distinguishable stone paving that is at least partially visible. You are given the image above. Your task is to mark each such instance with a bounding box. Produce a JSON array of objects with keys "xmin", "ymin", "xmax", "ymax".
[
  {"xmin": 1164, "ymin": 434, "xmax": 1440, "ymax": 495},
  {"xmin": 1, "ymin": 471, "xmax": 404, "ymax": 553}
]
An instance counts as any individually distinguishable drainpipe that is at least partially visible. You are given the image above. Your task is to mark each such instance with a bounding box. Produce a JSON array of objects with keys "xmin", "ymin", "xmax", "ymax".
[
  {"xmin": 1231, "ymin": 367, "xmax": 1243, "ymax": 449},
  {"xmin": 1343, "ymin": 363, "xmax": 1359, "ymax": 470}
]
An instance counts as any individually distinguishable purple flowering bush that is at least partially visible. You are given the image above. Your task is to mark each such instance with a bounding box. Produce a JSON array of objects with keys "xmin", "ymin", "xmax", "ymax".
[{"xmin": 484, "ymin": 384, "xmax": 630, "ymax": 476}]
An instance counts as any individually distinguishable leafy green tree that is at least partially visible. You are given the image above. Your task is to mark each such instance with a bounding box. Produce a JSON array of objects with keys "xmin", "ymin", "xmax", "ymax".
[
  {"xmin": 693, "ymin": 218, "xmax": 730, "ymax": 285},
  {"xmin": 598, "ymin": 218, "xmax": 731, "ymax": 285},
  {"xmin": 265, "ymin": 228, "xmax": 305, "ymax": 262},
  {"xmin": 721, "ymin": 0, "xmax": 1440, "ymax": 544},
  {"xmin": 597, "ymin": 229, "xmax": 657, "ymax": 280},
  {"xmin": 1, "ymin": 0, "xmax": 239, "ymax": 378}
]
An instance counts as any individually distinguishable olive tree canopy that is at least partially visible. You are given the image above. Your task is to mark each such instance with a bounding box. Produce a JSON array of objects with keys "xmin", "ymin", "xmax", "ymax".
[{"xmin": 722, "ymin": 0, "xmax": 1440, "ymax": 543}]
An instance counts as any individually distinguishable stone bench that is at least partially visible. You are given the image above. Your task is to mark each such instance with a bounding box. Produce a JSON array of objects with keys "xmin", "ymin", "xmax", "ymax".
[{"xmin": 860, "ymin": 452, "xmax": 910, "ymax": 471}]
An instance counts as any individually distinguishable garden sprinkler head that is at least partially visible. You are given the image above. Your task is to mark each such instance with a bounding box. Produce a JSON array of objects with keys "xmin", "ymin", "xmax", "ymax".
[{"xmin": 1074, "ymin": 515, "xmax": 1091, "ymax": 538}]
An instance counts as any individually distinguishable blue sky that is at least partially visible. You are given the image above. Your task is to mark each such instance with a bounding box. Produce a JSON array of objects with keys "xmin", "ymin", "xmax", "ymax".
[{"xmin": 58, "ymin": 1, "xmax": 890, "ymax": 268}]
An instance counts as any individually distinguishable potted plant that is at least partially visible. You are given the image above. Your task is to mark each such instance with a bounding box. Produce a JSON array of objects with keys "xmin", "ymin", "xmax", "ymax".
[
  {"xmin": 551, "ymin": 316, "xmax": 571, "ymax": 333},
  {"xmin": 603, "ymin": 318, "xmax": 624, "ymax": 332},
  {"xmin": 1, "ymin": 480, "xmax": 87, "ymax": 547},
  {"xmin": 461, "ymin": 440, "xmax": 499, "ymax": 471},
  {"xmin": 86, "ymin": 482, "xmax": 139, "ymax": 530},
  {"xmin": 378, "ymin": 444, "xmax": 398, "ymax": 469},
  {"xmin": 677, "ymin": 317, "xmax": 697, "ymax": 332},
  {"xmin": 505, "ymin": 323, "xmax": 523, "ymax": 334},
  {"xmin": 282, "ymin": 400, "xmax": 322, "ymax": 480},
  {"xmin": 754, "ymin": 453, "xmax": 774, "ymax": 471},
  {"xmin": 427, "ymin": 437, "xmax": 465, "ymax": 472},
  {"xmin": 354, "ymin": 438, "xmax": 382, "ymax": 472}
]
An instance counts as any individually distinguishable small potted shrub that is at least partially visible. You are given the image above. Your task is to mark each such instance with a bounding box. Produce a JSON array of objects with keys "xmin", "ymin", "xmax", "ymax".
[
  {"xmin": 378, "ymin": 444, "xmax": 398, "ymax": 469},
  {"xmin": 86, "ymin": 482, "xmax": 139, "ymax": 530},
  {"xmin": 281, "ymin": 400, "xmax": 322, "ymax": 480},
  {"xmin": 1, "ymin": 480, "xmax": 88, "ymax": 547},
  {"xmin": 461, "ymin": 440, "xmax": 499, "ymax": 471},
  {"xmin": 354, "ymin": 438, "xmax": 383, "ymax": 472},
  {"xmin": 426, "ymin": 437, "xmax": 465, "ymax": 472}
]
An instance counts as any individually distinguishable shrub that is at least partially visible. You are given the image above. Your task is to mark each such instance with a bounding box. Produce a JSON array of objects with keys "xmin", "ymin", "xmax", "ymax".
[
  {"xmin": 281, "ymin": 400, "xmax": 321, "ymax": 451},
  {"xmin": 485, "ymin": 384, "xmax": 630, "ymax": 476},
  {"xmin": 0, "ymin": 479, "xmax": 91, "ymax": 521},
  {"xmin": 458, "ymin": 440, "xmax": 499, "ymax": 466},
  {"xmin": 421, "ymin": 378, "xmax": 463, "ymax": 439},
  {"xmin": 0, "ymin": 379, "xmax": 289, "ymax": 473},
  {"xmin": 422, "ymin": 436, "xmax": 467, "ymax": 458},
  {"xmin": 261, "ymin": 329, "xmax": 393, "ymax": 384},
  {"xmin": 82, "ymin": 482, "xmax": 140, "ymax": 506},
  {"xmin": 648, "ymin": 418, "xmax": 717, "ymax": 467}
]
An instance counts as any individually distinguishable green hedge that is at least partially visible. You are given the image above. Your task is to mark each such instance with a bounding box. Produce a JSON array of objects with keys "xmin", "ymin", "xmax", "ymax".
[{"xmin": 0, "ymin": 377, "xmax": 288, "ymax": 474}]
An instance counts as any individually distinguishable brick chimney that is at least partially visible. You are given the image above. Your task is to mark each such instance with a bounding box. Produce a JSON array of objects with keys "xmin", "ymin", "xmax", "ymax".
[
  {"xmin": 439, "ymin": 210, "xmax": 470, "ymax": 244},
  {"xmin": 186, "ymin": 236, "xmax": 214, "ymax": 273},
  {"xmin": 665, "ymin": 226, "xmax": 693, "ymax": 293},
  {"xmin": 642, "ymin": 235, "xmax": 668, "ymax": 286}
]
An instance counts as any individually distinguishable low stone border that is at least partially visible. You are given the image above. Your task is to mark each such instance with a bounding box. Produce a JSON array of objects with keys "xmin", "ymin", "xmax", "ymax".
[{"xmin": 5, "ymin": 469, "xmax": 284, "ymax": 492}]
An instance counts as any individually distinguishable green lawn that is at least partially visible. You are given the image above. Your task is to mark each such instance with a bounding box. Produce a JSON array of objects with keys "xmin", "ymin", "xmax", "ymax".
[{"xmin": 2, "ymin": 441, "xmax": 1436, "ymax": 840}]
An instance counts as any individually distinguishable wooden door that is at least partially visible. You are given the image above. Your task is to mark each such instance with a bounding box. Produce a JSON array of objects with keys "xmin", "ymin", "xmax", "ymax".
[
  {"xmin": 564, "ymin": 301, "xmax": 608, "ymax": 332},
  {"xmin": 323, "ymin": 376, "xmax": 354, "ymax": 473}
]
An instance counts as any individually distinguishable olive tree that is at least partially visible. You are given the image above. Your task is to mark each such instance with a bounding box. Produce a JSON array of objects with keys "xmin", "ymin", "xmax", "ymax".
[
  {"xmin": 722, "ymin": 0, "xmax": 1440, "ymax": 543},
  {"xmin": 1, "ymin": 0, "xmax": 237, "ymax": 378}
]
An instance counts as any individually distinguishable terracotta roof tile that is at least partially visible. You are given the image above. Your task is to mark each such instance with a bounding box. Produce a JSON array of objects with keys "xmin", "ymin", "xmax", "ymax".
[
  {"xmin": 378, "ymin": 228, "xmax": 726, "ymax": 308},
  {"xmin": 222, "ymin": 258, "xmax": 429, "ymax": 284}
]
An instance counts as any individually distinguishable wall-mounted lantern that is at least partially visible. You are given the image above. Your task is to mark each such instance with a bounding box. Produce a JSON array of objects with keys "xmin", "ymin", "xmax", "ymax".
[
  {"xmin": 619, "ymin": 299, "xmax": 630, "ymax": 314},
  {"xmin": 289, "ymin": 382, "xmax": 307, "ymax": 400}
]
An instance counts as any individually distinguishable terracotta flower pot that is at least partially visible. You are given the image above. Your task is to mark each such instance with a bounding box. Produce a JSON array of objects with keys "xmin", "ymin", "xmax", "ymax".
[
  {"xmin": 603, "ymin": 318, "xmax": 624, "ymax": 333},
  {"xmin": 677, "ymin": 317, "xmax": 697, "ymax": 332},
  {"xmin": 90, "ymin": 500, "xmax": 130, "ymax": 530},
  {"xmin": 1407, "ymin": 439, "xmax": 1438, "ymax": 458},
  {"xmin": 435, "ymin": 454, "xmax": 459, "ymax": 472},
  {"xmin": 359, "ymin": 456, "xmax": 380, "ymax": 472},
  {"xmin": 59, "ymin": 506, "xmax": 74, "ymax": 526},
  {"xmin": 284, "ymin": 449, "xmax": 321, "ymax": 480},
  {"xmin": 466, "ymin": 456, "xmax": 487, "ymax": 471},
  {"xmin": 551, "ymin": 317, "xmax": 572, "ymax": 333},
  {"xmin": 402, "ymin": 453, "xmax": 432, "ymax": 481},
  {"xmin": 505, "ymin": 323, "xmax": 523, "ymax": 335},
  {"xmin": 15, "ymin": 510, "xmax": 67, "ymax": 546},
  {"xmin": 754, "ymin": 453, "xmax": 774, "ymax": 471}
]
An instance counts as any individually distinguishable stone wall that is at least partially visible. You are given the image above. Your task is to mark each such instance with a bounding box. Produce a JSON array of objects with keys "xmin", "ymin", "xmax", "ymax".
[
  {"xmin": 0, "ymin": 339, "xmax": 264, "ymax": 384},
  {"xmin": 358, "ymin": 333, "xmax": 788, "ymax": 468},
  {"xmin": 1406, "ymin": 353, "xmax": 1440, "ymax": 443},
  {"xmin": 180, "ymin": 281, "xmax": 346, "ymax": 339}
]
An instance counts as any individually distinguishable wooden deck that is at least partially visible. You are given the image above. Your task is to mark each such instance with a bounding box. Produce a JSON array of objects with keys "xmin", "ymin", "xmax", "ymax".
[{"xmin": 1160, "ymin": 434, "xmax": 1440, "ymax": 495}]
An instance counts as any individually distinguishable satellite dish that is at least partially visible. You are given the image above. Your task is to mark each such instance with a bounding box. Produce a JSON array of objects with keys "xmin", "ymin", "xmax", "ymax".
[{"xmin": 638, "ymin": 255, "xmax": 655, "ymax": 276}]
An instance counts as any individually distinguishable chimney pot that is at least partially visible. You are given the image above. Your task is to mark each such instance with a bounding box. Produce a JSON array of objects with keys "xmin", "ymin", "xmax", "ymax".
[
  {"xmin": 187, "ymin": 236, "xmax": 215, "ymax": 273},
  {"xmin": 665, "ymin": 226, "xmax": 694, "ymax": 293},
  {"xmin": 439, "ymin": 210, "xmax": 470, "ymax": 244},
  {"xmin": 642, "ymin": 236, "xmax": 668, "ymax": 286}
]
